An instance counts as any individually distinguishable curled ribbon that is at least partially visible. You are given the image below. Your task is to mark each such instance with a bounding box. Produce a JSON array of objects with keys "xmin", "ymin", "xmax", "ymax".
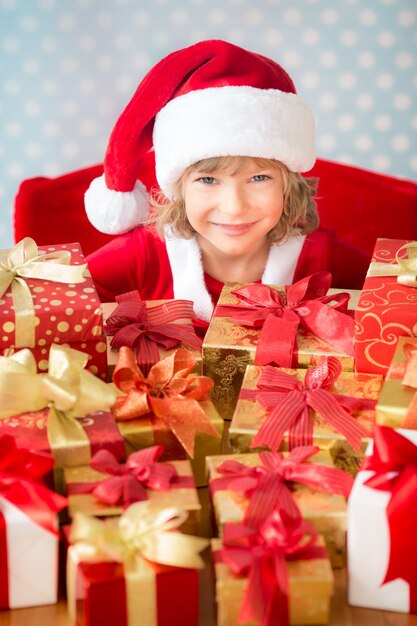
[
  {"xmin": 112, "ymin": 346, "xmax": 220, "ymax": 458},
  {"xmin": 215, "ymin": 512, "xmax": 327, "ymax": 626},
  {"xmin": 68, "ymin": 445, "xmax": 194, "ymax": 507},
  {"xmin": 67, "ymin": 501, "xmax": 208, "ymax": 625},
  {"xmin": 366, "ymin": 241, "xmax": 417, "ymax": 288},
  {"xmin": 215, "ymin": 272, "xmax": 354, "ymax": 368},
  {"xmin": 242, "ymin": 357, "xmax": 372, "ymax": 452},
  {"xmin": 211, "ymin": 446, "xmax": 353, "ymax": 530},
  {"xmin": 362, "ymin": 426, "xmax": 417, "ymax": 612},
  {"xmin": 105, "ymin": 291, "xmax": 202, "ymax": 374},
  {"xmin": 0, "ymin": 345, "xmax": 119, "ymax": 466},
  {"xmin": 0, "ymin": 237, "xmax": 87, "ymax": 348}
]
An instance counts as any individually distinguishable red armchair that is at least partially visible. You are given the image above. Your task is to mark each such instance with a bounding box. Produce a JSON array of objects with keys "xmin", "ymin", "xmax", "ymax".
[{"xmin": 14, "ymin": 155, "xmax": 417, "ymax": 258}]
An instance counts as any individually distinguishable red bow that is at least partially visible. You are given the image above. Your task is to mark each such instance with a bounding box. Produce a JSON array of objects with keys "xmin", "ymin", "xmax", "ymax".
[
  {"xmin": 211, "ymin": 445, "xmax": 353, "ymax": 529},
  {"xmin": 67, "ymin": 445, "xmax": 194, "ymax": 508},
  {"xmin": 105, "ymin": 291, "xmax": 202, "ymax": 373},
  {"xmin": 362, "ymin": 425, "xmax": 417, "ymax": 611},
  {"xmin": 215, "ymin": 273, "xmax": 354, "ymax": 367},
  {"xmin": 215, "ymin": 512, "xmax": 326, "ymax": 626},
  {"xmin": 241, "ymin": 357, "xmax": 372, "ymax": 451}
]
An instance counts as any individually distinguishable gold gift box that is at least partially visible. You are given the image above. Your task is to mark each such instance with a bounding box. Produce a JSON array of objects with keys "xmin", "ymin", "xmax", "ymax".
[
  {"xmin": 102, "ymin": 300, "xmax": 202, "ymax": 380},
  {"xmin": 212, "ymin": 535, "xmax": 334, "ymax": 626},
  {"xmin": 63, "ymin": 458, "xmax": 201, "ymax": 535},
  {"xmin": 229, "ymin": 364, "xmax": 382, "ymax": 476},
  {"xmin": 203, "ymin": 284, "xmax": 359, "ymax": 420},
  {"xmin": 117, "ymin": 399, "xmax": 223, "ymax": 488},
  {"xmin": 376, "ymin": 336, "xmax": 417, "ymax": 428},
  {"xmin": 207, "ymin": 451, "xmax": 347, "ymax": 568}
]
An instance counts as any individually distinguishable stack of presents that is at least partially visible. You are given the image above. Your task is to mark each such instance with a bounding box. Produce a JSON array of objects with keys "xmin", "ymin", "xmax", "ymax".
[{"xmin": 1, "ymin": 234, "xmax": 417, "ymax": 625}]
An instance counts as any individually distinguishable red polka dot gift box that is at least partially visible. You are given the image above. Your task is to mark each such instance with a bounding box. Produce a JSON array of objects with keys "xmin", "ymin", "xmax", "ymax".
[{"xmin": 0, "ymin": 238, "xmax": 107, "ymax": 379}]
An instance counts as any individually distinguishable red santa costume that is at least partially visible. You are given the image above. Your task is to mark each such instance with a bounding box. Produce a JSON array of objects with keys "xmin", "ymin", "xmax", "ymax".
[{"xmin": 84, "ymin": 39, "xmax": 368, "ymax": 325}]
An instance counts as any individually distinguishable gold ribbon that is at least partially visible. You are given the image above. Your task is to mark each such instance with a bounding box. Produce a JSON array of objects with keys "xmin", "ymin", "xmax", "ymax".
[
  {"xmin": 366, "ymin": 242, "xmax": 417, "ymax": 287},
  {"xmin": 67, "ymin": 502, "xmax": 208, "ymax": 626},
  {"xmin": 0, "ymin": 237, "xmax": 87, "ymax": 347},
  {"xmin": 0, "ymin": 344, "xmax": 118, "ymax": 466}
]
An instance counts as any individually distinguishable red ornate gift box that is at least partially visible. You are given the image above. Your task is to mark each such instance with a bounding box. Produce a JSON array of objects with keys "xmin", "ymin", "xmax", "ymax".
[
  {"xmin": 0, "ymin": 239, "xmax": 107, "ymax": 378},
  {"xmin": 355, "ymin": 238, "xmax": 417, "ymax": 375}
]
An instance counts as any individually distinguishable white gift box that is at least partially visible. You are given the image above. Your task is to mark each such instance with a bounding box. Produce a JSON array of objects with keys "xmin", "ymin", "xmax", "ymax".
[
  {"xmin": 347, "ymin": 428, "xmax": 417, "ymax": 613},
  {"xmin": 0, "ymin": 494, "xmax": 59, "ymax": 609}
]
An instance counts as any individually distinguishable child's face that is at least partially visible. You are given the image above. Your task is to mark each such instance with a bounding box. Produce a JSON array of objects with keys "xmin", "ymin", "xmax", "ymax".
[{"xmin": 182, "ymin": 157, "xmax": 285, "ymax": 259}]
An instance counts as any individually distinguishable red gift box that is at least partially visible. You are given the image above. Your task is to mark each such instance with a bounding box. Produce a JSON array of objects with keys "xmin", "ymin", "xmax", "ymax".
[
  {"xmin": 355, "ymin": 239, "xmax": 417, "ymax": 375},
  {"xmin": 0, "ymin": 240, "xmax": 107, "ymax": 379}
]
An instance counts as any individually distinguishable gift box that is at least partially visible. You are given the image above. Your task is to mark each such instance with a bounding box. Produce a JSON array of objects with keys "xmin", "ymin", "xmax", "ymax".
[
  {"xmin": 212, "ymin": 517, "xmax": 334, "ymax": 626},
  {"xmin": 112, "ymin": 346, "xmax": 223, "ymax": 487},
  {"xmin": 0, "ymin": 346, "xmax": 125, "ymax": 494},
  {"xmin": 376, "ymin": 336, "xmax": 417, "ymax": 428},
  {"xmin": 67, "ymin": 503, "xmax": 208, "ymax": 626},
  {"xmin": 102, "ymin": 293, "xmax": 202, "ymax": 379},
  {"xmin": 203, "ymin": 278, "xmax": 358, "ymax": 420},
  {"xmin": 0, "ymin": 238, "xmax": 107, "ymax": 379},
  {"xmin": 64, "ymin": 446, "xmax": 201, "ymax": 534},
  {"xmin": 228, "ymin": 359, "xmax": 382, "ymax": 475},
  {"xmin": 348, "ymin": 426, "xmax": 417, "ymax": 613},
  {"xmin": 0, "ymin": 435, "xmax": 67, "ymax": 609},
  {"xmin": 207, "ymin": 447, "xmax": 353, "ymax": 568},
  {"xmin": 355, "ymin": 239, "xmax": 417, "ymax": 375}
]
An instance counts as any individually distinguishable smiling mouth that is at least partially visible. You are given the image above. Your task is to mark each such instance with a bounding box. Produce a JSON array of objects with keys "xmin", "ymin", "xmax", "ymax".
[{"xmin": 212, "ymin": 222, "xmax": 257, "ymax": 235}]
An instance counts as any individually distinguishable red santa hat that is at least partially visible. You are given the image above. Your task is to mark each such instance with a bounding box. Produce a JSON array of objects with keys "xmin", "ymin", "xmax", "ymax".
[{"xmin": 85, "ymin": 39, "xmax": 316, "ymax": 234}]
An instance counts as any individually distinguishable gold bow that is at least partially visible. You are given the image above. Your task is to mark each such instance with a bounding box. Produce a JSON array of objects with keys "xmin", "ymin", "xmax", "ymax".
[
  {"xmin": 367, "ymin": 242, "xmax": 417, "ymax": 287},
  {"xmin": 0, "ymin": 237, "xmax": 87, "ymax": 347},
  {"xmin": 67, "ymin": 502, "xmax": 208, "ymax": 626},
  {"xmin": 0, "ymin": 344, "xmax": 119, "ymax": 465}
]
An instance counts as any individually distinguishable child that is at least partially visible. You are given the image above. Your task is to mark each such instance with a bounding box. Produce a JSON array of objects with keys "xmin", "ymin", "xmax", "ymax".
[{"xmin": 85, "ymin": 39, "xmax": 368, "ymax": 326}]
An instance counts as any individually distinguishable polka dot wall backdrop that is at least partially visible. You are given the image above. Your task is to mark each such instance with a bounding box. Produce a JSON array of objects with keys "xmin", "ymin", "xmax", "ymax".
[{"xmin": 1, "ymin": 0, "xmax": 416, "ymax": 249}]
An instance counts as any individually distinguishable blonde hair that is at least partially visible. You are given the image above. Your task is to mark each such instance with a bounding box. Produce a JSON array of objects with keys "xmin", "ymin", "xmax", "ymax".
[{"xmin": 149, "ymin": 156, "xmax": 319, "ymax": 243}]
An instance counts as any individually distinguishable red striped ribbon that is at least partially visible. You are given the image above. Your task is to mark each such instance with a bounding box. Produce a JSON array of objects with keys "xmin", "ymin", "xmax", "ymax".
[
  {"xmin": 214, "ymin": 273, "xmax": 355, "ymax": 368},
  {"xmin": 68, "ymin": 446, "xmax": 195, "ymax": 507},
  {"xmin": 105, "ymin": 291, "xmax": 202, "ymax": 374},
  {"xmin": 240, "ymin": 358, "xmax": 372, "ymax": 451}
]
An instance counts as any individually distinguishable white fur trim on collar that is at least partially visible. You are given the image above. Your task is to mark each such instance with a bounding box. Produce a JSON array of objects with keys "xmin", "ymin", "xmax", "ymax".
[{"xmin": 164, "ymin": 228, "xmax": 305, "ymax": 322}]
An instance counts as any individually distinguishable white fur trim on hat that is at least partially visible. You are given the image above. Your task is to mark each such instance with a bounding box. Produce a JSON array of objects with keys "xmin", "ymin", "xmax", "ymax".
[
  {"xmin": 154, "ymin": 86, "xmax": 316, "ymax": 198},
  {"xmin": 164, "ymin": 227, "xmax": 306, "ymax": 322},
  {"xmin": 84, "ymin": 174, "xmax": 149, "ymax": 235}
]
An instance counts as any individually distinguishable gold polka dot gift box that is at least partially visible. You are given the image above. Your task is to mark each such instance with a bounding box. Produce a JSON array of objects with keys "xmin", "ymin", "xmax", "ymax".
[{"xmin": 0, "ymin": 238, "xmax": 107, "ymax": 379}]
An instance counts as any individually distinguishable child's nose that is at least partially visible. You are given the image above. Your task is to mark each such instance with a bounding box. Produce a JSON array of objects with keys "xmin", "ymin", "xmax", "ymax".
[{"xmin": 221, "ymin": 185, "xmax": 249, "ymax": 216}]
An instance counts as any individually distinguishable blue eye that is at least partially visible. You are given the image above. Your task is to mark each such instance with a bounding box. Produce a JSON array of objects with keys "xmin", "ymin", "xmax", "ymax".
[
  {"xmin": 252, "ymin": 174, "xmax": 270, "ymax": 182},
  {"xmin": 198, "ymin": 176, "xmax": 215, "ymax": 184}
]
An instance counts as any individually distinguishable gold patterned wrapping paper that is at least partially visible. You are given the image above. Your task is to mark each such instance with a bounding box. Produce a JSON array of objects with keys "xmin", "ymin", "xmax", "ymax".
[
  {"xmin": 102, "ymin": 301, "xmax": 202, "ymax": 380},
  {"xmin": 212, "ymin": 535, "xmax": 334, "ymax": 626},
  {"xmin": 117, "ymin": 399, "xmax": 223, "ymax": 488},
  {"xmin": 207, "ymin": 451, "xmax": 348, "ymax": 568},
  {"xmin": 203, "ymin": 284, "xmax": 359, "ymax": 421},
  {"xmin": 228, "ymin": 364, "xmax": 382, "ymax": 476},
  {"xmin": 376, "ymin": 336, "xmax": 417, "ymax": 428},
  {"xmin": 63, "ymin": 458, "xmax": 201, "ymax": 535}
]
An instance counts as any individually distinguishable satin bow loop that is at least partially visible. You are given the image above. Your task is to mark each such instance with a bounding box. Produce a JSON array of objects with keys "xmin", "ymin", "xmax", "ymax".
[
  {"xmin": 112, "ymin": 346, "xmax": 220, "ymax": 457},
  {"xmin": 367, "ymin": 242, "xmax": 417, "ymax": 288},
  {"xmin": 215, "ymin": 273, "xmax": 354, "ymax": 368},
  {"xmin": 0, "ymin": 237, "xmax": 87, "ymax": 348},
  {"xmin": 245, "ymin": 358, "xmax": 371, "ymax": 452}
]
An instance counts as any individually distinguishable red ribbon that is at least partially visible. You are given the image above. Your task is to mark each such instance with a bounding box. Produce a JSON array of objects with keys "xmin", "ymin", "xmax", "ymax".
[
  {"xmin": 215, "ymin": 273, "xmax": 354, "ymax": 367},
  {"xmin": 362, "ymin": 425, "xmax": 417, "ymax": 612},
  {"xmin": 105, "ymin": 291, "xmax": 202, "ymax": 373},
  {"xmin": 242, "ymin": 357, "xmax": 372, "ymax": 451},
  {"xmin": 0, "ymin": 435, "xmax": 67, "ymax": 609},
  {"xmin": 215, "ymin": 512, "xmax": 326, "ymax": 626},
  {"xmin": 67, "ymin": 445, "xmax": 194, "ymax": 508},
  {"xmin": 210, "ymin": 445, "xmax": 353, "ymax": 529}
]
